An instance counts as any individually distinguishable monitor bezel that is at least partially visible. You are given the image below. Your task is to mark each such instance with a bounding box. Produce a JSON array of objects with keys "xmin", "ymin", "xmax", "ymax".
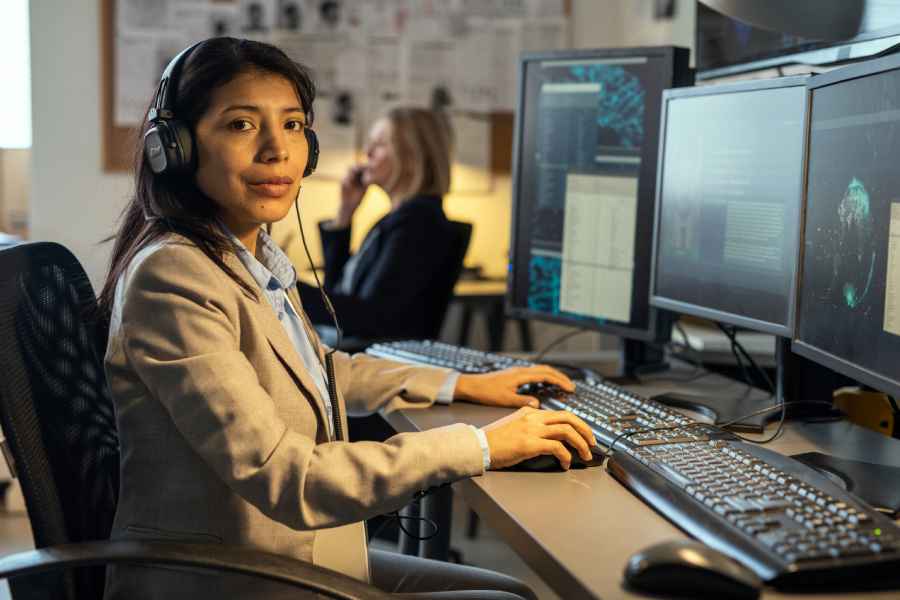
[
  {"xmin": 649, "ymin": 75, "xmax": 810, "ymax": 338},
  {"xmin": 791, "ymin": 51, "xmax": 900, "ymax": 400},
  {"xmin": 504, "ymin": 46, "xmax": 690, "ymax": 343}
]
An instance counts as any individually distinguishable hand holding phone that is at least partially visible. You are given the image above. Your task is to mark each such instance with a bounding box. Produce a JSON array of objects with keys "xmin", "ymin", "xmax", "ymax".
[{"xmin": 336, "ymin": 164, "xmax": 368, "ymax": 227}]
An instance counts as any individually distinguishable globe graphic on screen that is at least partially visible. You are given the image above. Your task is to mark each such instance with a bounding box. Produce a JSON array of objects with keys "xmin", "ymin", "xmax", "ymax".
[
  {"xmin": 569, "ymin": 64, "xmax": 645, "ymax": 149},
  {"xmin": 834, "ymin": 177, "xmax": 876, "ymax": 309}
]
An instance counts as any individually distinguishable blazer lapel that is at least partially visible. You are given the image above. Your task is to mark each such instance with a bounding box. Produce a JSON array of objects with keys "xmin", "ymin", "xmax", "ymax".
[
  {"xmin": 223, "ymin": 252, "xmax": 332, "ymax": 434},
  {"xmin": 348, "ymin": 226, "xmax": 382, "ymax": 293},
  {"xmin": 286, "ymin": 286, "xmax": 346, "ymax": 442}
]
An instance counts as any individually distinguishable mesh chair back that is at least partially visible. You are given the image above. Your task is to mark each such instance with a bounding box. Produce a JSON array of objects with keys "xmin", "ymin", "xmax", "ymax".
[
  {"xmin": 423, "ymin": 221, "xmax": 472, "ymax": 339},
  {"xmin": 0, "ymin": 242, "xmax": 119, "ymax": 599}
]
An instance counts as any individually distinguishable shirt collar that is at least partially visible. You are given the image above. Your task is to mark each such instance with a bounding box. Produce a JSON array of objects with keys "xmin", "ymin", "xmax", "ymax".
[{"xmin": 221, "ymin": 224, "xmax": 297, "ymax": 293}]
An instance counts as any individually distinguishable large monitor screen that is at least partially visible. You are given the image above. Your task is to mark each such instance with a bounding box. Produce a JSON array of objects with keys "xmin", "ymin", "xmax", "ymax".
[
  {"xmin": 651, "ymin": 78, "xmax": 808, "ymax": 337},
  {"xmin": 794, "ymin": 55, "xmax": 900, "ymax": 397},
  {"xmin": 696, "ymin": 2, "xmax": 900, "ymax": 80},
  {"xmin": 506, "ymin": 47, "xmax": 690, "ymax": 342}
]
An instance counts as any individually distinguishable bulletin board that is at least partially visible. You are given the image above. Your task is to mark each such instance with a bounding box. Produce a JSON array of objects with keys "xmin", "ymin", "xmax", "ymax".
[{"xmin": 101, "ymin": 0, "xmax": 572, "ymax": 178}]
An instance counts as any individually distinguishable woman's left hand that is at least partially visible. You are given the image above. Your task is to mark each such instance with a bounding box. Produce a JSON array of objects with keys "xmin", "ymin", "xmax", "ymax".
[{"xmin": 453, "ymin": 366, "xmax": 575, "ymax": 408}]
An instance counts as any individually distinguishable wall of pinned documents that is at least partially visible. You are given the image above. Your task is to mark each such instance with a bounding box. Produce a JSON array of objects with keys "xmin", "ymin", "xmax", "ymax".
[{"xmin": 105, "ymin": 0, "xmax": 571, "ymax": 181}]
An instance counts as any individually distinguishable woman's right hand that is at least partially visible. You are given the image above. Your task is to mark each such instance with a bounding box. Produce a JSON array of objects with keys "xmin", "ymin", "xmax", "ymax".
[
  {"xmin": 482, "ymin": 407, "xmax": 597, "ymax": 470},
  {"xmin": 335, "ymin": 164, "xmax": 367, "ymax": 228}
]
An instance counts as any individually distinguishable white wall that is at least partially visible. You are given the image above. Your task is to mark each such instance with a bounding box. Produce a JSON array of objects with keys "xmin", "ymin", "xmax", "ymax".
[
  {"xmin": 29, "ymin": 1, "xmax": 132, "ymax": 288},
  {"xmin": 573, "ymin": 0, "xmax": 694, "ymax": 53}
]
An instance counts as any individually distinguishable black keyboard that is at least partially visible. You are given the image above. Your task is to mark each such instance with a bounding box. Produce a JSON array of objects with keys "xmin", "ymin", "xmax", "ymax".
[
  {"xmin": 367, "ymin": 341, "xmax": 720, "ymax": 448},
  {"xmin": 368, "ymin": 340, "xmax": 900, "ymax": 590},
  {"xmin": 366, "ymin": 340, "xmax": 532, "ymax": 373},
  {"xmin": 609, "ymin": 440, "xmax": 900, "ymax": 588},
  {"xmin": 538, "ymin": 380, "xmax": 724, "ymax": 449}
]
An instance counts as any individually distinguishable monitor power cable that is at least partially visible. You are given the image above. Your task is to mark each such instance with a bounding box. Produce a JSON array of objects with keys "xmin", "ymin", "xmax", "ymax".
[{"xmin": 533, "ymin": 327, "xmax": 589, "ymax": 363}]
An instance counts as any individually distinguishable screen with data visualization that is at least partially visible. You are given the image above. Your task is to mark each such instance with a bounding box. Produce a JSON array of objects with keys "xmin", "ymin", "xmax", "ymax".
[
  {"xmin": 795, "ymin": 59, "xmax": 900, "ymax": 396},
  {"xmin": 508, "ymin": 48, "xmax": 689, "ymax": 341},
  {"xmin": 651, "ymin": 80, "xmax": 807, "ymax": 336}
]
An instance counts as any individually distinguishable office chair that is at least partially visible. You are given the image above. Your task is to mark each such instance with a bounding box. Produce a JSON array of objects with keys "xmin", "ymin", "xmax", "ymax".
[
  {"xmin": 320, "ymin": 220, "xmax": 473, "ymax": 353},
  {"xmin": 0, "ymin": 242, "xmax": 391, "ymax": 600},
  {"xmin": 424, "ymin": 220, "xmax": 473, "ymax": 341}
]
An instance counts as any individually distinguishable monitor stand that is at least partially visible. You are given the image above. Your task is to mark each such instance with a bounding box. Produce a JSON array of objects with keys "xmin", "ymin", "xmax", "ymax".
[
  {"xmin": 621, "ymin": 338, "xmax": 668, "ymax": 379},
  {"xmin": 780, "ymin": 347, "xmax": 900, "ymax": 518}
]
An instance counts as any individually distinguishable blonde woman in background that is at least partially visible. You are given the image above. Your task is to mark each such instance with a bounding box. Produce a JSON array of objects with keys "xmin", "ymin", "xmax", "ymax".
[{"xmin": 299, "ymin": 107, "xmax": 460, "ymax": 340}]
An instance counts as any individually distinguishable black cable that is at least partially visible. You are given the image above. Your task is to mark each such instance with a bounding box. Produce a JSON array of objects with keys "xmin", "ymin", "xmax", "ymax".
[
  {"xmin": 533, "ymin": 328, "xmax": 588, "ymax": 362},
  {"xmin": 719, "ymin": 324, "xmax": 755, "ymax": 391},
  {"xmin": 636, "ymin": 332, "xmax": 711, "ymax": 383},
  {"xmin": 295, "ymin": 191, "xmax": 345, "ymax": 440},
  {"xmin": 735, "ymin": 337, "xmax": 775, "ymax": 394},
  {"xmin": 673, "ymin": 321, "xmax": 696, "ymax": 353},
  {"xmin": 295, "ymin": 190, "xmax": 444, "ymax": 536},
  {"xmin": 640, "ymin": 322, "xmax": 711, "ymax": 384},
  {"xmin": 718, "ymin": 324, "xmax": 775, "ymax": 395},
  {"xmin": 393, "ymin": 510, "xmax": 439, "ymax": 541},
  {"xmin": 728, "ymin": 401, "xmax": 787, "ymax": 444},
  {"xmin": 367, "ymin": 507, "xmax": 440, "ymax": 544},
  {"xmin": 295, "ymin": 194, "xmax": 342, "ymax": 350}
]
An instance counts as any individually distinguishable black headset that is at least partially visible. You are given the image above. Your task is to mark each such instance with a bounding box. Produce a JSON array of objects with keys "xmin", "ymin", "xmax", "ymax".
[{"xmin": 144, "ymin": 41, "xmax": 319, "ymax": 178}]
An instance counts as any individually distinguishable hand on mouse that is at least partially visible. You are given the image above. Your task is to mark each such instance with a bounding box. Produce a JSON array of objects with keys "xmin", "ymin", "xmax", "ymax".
[
  {"xmin": 335, "ymin": 164, "xmax": 368, "ymax": 227},
  {"xmin": 453, "ymin": 365, "xmax": 574, "ymax": 409},
  {"xmin": 481, "ymin": 407, "xmax": 596, "ymax": 470}
]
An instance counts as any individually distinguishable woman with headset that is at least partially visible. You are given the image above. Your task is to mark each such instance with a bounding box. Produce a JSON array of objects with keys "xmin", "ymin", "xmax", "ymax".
[
  {"xmin": 298, "ymin": 106, "xmax": 459, "ymax": 341},
  {"xmin": 98, "ymin": 37, "xmax": 595, "ymax": 599}
]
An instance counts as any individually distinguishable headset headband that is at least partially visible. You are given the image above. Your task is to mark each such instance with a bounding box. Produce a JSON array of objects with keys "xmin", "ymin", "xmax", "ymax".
[
  {"xmin": 143, "ymin": 38, "xmax": 318, "ymax": 178},
  {"xmin": 148, "ymin": 41, "xmax": 204, "ymax": 122}
]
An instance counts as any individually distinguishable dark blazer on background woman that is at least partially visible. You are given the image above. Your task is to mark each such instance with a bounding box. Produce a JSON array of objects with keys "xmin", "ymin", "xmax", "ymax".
[{"xmin": 300, "ymin": 194, "xmax": 455, "ymax": 339}]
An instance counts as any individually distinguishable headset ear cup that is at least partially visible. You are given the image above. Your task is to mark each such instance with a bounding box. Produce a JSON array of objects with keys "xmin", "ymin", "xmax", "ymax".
[
  {"xmin": 169, "ymin": 120, "xmax": 196, "ymax": 174},
  {"xmin": 144, "ymin": 119, "xmax": 195, "ymax": 175},
  {"xmin": 304, "ymin": 128, "xmax": 319, "ymax": 177},
  {"xmin": 144, "ymin": 125, "xmax": 169, "ymax": 174}
]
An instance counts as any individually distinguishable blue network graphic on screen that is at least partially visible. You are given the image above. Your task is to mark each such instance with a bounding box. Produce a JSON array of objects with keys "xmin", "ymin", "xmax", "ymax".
[
  {"xmin": 527, "ymin": 255, "xmax": 561, "ymax": 313},
  {"xmin": 569, "ymin": 64, "xmax": 645, "ymax": 149},
  {"xmin": 527, "ymin": 255, "xmax": 606, "ymax": 326}
]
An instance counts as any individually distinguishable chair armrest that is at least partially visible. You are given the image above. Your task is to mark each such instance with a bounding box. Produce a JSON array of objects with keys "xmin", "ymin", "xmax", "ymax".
[{"xmin": 0, "ymin": 540, "xmax": 391, "ymax": 600}]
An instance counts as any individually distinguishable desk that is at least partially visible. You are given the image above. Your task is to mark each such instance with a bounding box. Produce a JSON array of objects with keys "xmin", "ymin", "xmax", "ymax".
[{"xmin": 382, "ymin": 361, "xmax": 900, "ymax": 600}]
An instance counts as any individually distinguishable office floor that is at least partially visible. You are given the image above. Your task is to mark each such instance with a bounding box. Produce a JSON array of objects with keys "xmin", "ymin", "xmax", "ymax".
[{"xmin": 0, "ymin": 485, "xmax": 560, "ymax": 600}]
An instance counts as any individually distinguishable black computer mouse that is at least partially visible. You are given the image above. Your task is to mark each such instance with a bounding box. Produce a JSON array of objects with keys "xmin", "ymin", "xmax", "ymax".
[
  {"xmin": 623, "ymin": 539, "xmax": 761, "ymax": 600},
  {"xmin": 516, "ymin": 382, "xmax": 568, "ymax": 399},
  {"xmin": 506, "ymin": 443, "xmax": 606, "ymax": 472}
]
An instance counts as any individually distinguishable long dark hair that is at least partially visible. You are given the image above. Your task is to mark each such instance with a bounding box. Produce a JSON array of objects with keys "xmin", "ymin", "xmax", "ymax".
[{"xmin": 97, "ymin": 37, "xmax": 315, "ymax": 323}]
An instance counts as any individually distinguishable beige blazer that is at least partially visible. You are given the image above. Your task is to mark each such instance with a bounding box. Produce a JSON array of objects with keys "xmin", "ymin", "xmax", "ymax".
[{"xmin": 103, "ymin": 235, "xmax": 484, "ymax": 599}]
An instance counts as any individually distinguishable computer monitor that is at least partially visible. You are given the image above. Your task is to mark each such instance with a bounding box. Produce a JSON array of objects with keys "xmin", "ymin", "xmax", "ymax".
[
  {"xmin": 651, "ymin": 76, "xmax": 809, "ymax": 338},
  {"xmin": 648, "ymin": 76, "xmax": 808, "ymax": 431},
  {"xmin": 696, "ymin": 2, "xmax": 900, "ymax": 80},
  {"xmin": 794, "ymin": 52, "xmax": 900, "ymax": 400},
  {"xmin": 506, "ymin": 47, "xmax": 691, "ymax": 350}
]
